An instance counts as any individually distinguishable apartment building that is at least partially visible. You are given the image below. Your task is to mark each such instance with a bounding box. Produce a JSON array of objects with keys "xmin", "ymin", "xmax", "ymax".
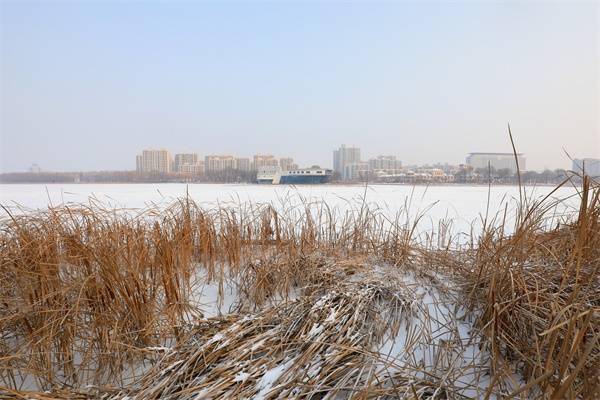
[
  {"xmin": 333, "ymin": 145, "xmax": 361, "ymax": 180},
  {"xmin": 235, "ymin": 157, "xmax": 251, "ymax": 171},
  {"xmin": 136, "ymin": 149, "xmax": 172, "ymax": 173},
  {"xmin": 253, "ymin": 154, "xmax": 279, "ymax": 170},
  {"xmin": 205, "ymin": 155, "xmax": 236, "ymax": 173}
]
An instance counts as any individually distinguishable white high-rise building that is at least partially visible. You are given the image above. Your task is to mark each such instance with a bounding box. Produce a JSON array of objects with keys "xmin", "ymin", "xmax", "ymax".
[{"xmin": 333, "ymin": 145, "xmax": 361, "ymax": 180}]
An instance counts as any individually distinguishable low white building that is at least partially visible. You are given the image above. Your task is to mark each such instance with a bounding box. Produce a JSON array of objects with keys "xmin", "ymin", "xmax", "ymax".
[{"xmin": 466, "ymin": 152, "xmax": 525, "ymax": 173}]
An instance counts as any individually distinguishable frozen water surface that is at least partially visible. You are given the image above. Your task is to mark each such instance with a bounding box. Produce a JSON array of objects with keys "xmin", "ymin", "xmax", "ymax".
[{"xmin": 0, "ymin": 183, "xmax": 579, "ymax": 237}]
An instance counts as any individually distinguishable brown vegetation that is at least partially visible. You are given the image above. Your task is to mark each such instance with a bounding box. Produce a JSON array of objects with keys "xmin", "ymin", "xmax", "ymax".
[
  {"xmin": 459, "ymin": 176, "xmax": 600, "ymax": 398},
  {"xmin": 0, "ymin": 178, "xmax": 598, "ymax": 399}
]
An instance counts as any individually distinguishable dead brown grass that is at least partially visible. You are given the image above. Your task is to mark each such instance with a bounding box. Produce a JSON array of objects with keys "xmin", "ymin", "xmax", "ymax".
[
  {"xmin": 0, "ymin": 177, "xmax": 598, "ymax": 399},
  {"xmin": 0, "ymin": 196, "xmax": 418, "ymax": 393},
  {"xmin": 456, "ymin": 176, "xmax": 600, "ymax": 398}
]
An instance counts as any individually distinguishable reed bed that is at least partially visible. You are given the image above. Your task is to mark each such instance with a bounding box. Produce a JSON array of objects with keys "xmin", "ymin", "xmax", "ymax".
[
  {"xmin": 0, "ymin": 196, "xmax": 421, "ymax": 393},
  {"xmin": 456, "ymin": 176, "xmax": 600, "ymax": 398},
  {"xmin": 0, "ymin": 180, "xmax": 598, "ymax": 399}
]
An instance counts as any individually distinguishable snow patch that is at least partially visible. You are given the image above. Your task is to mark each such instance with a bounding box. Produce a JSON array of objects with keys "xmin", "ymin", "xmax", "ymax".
[
  {"xmin": 254, "ymin": 358, "xmax": 296, "ymax": 400},
  {"xmin": 234, "ymin": 372, "xmax": 250, "ymax": 382}
]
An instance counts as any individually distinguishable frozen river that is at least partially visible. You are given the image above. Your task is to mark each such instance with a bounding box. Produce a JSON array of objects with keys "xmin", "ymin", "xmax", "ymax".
[{"xmin": 0, "ymin": 183, "xmax": 580, "ymax": 239}]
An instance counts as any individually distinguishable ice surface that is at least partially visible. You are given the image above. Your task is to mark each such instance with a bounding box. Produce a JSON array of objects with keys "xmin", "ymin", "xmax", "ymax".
[
  {"xmin": 0, "ymin": 183, "xmax": 578, "ymax": 237},
  {"xmin": 191, "ymin": 269, "xmax": 239, "ymax": 318}
]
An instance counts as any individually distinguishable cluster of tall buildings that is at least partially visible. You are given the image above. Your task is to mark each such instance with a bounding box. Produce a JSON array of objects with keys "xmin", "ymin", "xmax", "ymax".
[
  {"xmin": 331, "ymin": 146, "xmax": 536, "ymax": 182},
  {"xmin": 333, "ymin": 145, "xmax": 402, "ymax": 181},
  {"xmin": 135, "ymin": 147, "xmax": 599, "ymax": 182},
  {"xmin": 135, "ymin": 150, "xmax": 298, "ymax": 175}
]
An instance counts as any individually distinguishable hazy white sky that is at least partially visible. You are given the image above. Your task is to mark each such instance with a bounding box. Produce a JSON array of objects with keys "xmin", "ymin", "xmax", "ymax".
[{"xmin": 1, "ymin": 2, "xmax": 599, "ymax": 172}]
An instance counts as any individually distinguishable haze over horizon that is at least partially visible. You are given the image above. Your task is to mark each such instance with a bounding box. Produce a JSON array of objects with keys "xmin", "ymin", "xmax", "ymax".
[{"xmin": 1, "ymin": 2, "xmax": 598, "ymax": 173}]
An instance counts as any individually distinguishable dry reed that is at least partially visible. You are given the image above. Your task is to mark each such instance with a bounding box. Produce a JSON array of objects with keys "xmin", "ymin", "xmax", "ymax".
[{"xmin": 0, "ymin": 178, "xmax": 598, "ymax": 399}]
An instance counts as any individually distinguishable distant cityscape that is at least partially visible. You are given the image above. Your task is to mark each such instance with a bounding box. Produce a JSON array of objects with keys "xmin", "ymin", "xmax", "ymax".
[
  {"xmin": 129, "ymin": 146, "xmax": 598, "ymax": 184},
  {"xmin": 135, "ymin": 151, "xmax": 298, "ymax": 176},
  {"xmin": 2, "ymin": 146, "xmax": 599, "ymax": 184}
]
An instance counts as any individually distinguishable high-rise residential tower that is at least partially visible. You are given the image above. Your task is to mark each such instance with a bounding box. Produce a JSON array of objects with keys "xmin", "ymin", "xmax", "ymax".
[
  {"xmin": 235, "ymin": 157, "xmax": 251, "ymax": 171},
  {"xmin": 333, "ymin": 145, "xmax": 361, "ymax": 180},
  {"xmin": 136, "ymin": 149, "xmax": 172, "ymax": 174}
]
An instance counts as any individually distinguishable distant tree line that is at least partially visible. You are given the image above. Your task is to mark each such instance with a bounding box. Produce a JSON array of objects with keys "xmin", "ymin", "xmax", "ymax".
[
  {"xmin": 204, "ymin": 169, "xmax": 257, "ymax": 183},
  {"xmin": 1, "ymin": 167, "xmax": 586, "ymax": 185}
]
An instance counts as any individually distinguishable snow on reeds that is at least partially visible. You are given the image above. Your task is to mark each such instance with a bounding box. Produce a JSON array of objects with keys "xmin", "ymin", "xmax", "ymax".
[
  {"xmin": 104, "ymin": 261, "xmax": 491, "ymax": 399},
  {"xmin": 0, "ymin": 177, "xmax": 598, "ymax": 399}
]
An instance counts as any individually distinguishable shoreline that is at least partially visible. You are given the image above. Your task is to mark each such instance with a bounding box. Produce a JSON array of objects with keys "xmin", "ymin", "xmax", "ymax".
[{"xmin": 0, "ymin": 181, "xmax": 565, "ymax": 187}]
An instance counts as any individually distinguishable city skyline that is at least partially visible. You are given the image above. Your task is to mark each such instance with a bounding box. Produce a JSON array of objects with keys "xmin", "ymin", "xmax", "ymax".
[
  {"xmin": 2, "ymin": 137, "xmax": 597, "ymax": 174},
  {"xmin": 7, "ymin": 141, "xmax": 596, "ymax": 173},
  {"xmin": 5, "ymin": 144, "xmax": 598, "ymax": 184},
  {"xmin": 1, "ymin": 2, "xmax": 598, "ymax": 172},
  {"xmin": 131, "ymin": 146, "xmax": 531, "ymax": 181},
  {"xmin": 11, "ymin": 142, "xmax": 600, "ymax": 177},
  {"xmin": 3, "ymin": 145, "xmax": 567, "ymax": 175}
]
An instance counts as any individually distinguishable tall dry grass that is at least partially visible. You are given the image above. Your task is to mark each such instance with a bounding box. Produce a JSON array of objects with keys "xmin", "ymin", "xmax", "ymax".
[
  {"xmin": 0, "ymin": 196, "xmax": 419, "ymax": 392},
  {"xmin": 0, "ymin": 178, "xmax": 598, "ymax": 398},
  {"xmin": 457, "ymin": 176, "xmax": 600, "ymax": 398}
]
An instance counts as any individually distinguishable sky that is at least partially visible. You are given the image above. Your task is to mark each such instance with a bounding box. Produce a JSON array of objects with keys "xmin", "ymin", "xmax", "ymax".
[{"xmin": 0, "ymin": 1, "xmax": 598, "ymax": 173}]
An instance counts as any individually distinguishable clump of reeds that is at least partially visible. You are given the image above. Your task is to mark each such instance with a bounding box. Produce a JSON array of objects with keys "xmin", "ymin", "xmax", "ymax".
[
  {"xmin": 0, "ymin": 204, "xmax": 201, "ymax": 391},
  {"xmin": 459, "ymin": 176, "xmax": 600, "ymax": 398}
]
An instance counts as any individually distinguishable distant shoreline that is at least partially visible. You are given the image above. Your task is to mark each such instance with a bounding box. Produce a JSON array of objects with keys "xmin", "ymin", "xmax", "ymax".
[{"xmin": 0, "ymin": 181, "xmax": 562, "ymax": 187}]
